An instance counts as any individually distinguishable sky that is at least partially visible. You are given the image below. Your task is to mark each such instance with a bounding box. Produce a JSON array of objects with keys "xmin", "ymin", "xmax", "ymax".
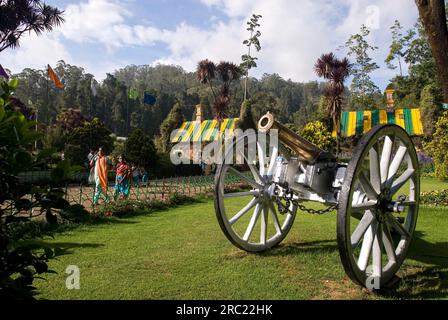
[{"xmin": 0, "ymin": 0, "xmax": 420, "ymax": 91}]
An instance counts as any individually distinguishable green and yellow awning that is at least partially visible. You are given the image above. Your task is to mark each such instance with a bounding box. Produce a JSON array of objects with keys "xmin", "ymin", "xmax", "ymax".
[
  {"xmin": 333, "ymin": 108, "xmax": 424, "ymax": 137},
  {"xmin": 171, "ymin": 118, "xmax": 239, "ymax": 143}
]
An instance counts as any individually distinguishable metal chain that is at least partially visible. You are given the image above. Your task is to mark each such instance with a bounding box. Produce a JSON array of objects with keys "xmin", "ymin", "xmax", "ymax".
[{"xmin": 274, "ymin": 185, "xmax": 338, "ymax": 215}]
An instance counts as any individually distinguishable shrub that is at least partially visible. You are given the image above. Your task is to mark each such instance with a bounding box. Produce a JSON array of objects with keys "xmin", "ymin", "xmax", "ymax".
[
  {"xmin": 299, "ymin": 120, "xmax": 335, "ymax": 152},
  {"xmin": 238, "ymin": 100, "xmax": 256, "ymax": 131},
  {"xmin": 424, "ymin": 111, "xmax": 448, "ymax": 180},
  {"xmin": 125, "ymin": 129, "xmax": 158, "ymax": 169},
  {"xmin": 420, "ymin": 189, "xmax": 448, "ymax": 207},
  {"xmin": 420, "ymin": 84, "xmax": 442, "ymax": 137}
]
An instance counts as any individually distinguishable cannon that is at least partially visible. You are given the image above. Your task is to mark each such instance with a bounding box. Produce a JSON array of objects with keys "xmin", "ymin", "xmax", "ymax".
[{"xmin": 214, "ymin": 112, "xmax": 419, "ymax": 288}]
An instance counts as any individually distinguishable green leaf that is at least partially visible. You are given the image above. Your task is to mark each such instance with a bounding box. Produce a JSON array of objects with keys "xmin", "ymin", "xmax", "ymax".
[
  {"xmin": 0, "ymin": 105, "xmax": 5, "ymax": 121},
  {"xmin": 37, "ymin": 147, "xmax": 56, "ymax": 162},
  {"xmin": 9, "ymin": 78, "xmax": 18, "ymax": 90}
]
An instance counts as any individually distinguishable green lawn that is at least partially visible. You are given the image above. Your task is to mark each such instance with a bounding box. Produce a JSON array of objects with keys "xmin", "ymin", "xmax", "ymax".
[{"xmin": 35, "ymin": 177, "xmax": 448, "ymax": 300}]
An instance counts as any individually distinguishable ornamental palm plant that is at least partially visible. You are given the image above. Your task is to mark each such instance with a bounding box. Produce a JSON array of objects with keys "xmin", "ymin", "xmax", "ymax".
[
  {"xmin": 197, "ymin": 59, "xmax": 217, "ymax": 100},
  {"xmin": 197, "ymin": 60, "xmax": 242, "ymax": 121},
  {"xmin": 315, "ymin": 53, "xmax": 350, "ymax": 154}
]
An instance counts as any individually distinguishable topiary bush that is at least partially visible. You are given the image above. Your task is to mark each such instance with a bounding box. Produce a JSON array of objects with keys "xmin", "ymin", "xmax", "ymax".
[{"xmin": 424, "ymin": 111, "xmax": 448, "ymax": 180}]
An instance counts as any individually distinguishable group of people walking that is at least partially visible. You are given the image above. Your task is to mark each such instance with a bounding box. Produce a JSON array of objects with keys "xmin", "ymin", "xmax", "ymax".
[{"xmin": 88, "ymin": 147, "xmax": 148, "ymax": 205}]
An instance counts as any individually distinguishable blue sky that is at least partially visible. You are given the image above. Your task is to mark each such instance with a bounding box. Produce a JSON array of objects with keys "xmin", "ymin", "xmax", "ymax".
[{"xmin": 1, "ymin": 0, "xmax": 420, "ymax": 91}]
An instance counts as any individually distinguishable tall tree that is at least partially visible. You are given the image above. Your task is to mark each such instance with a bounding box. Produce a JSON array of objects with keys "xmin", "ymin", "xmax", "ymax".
[
  {"xmin": 415, "ymin": 0, "xmax": 448, "ymax": 101},
  {"xmin": 241, "ymin": 14, "xmax": 262, "ymax": 101},
  {"xmin": 385, "ymin": 20, "xmax": 406, "ymax": 76},
  {"xmin": 315, "ymin": 52, "xmax": 350, "ymax": 153},
  {"xmin": 0, "ymin": 0, "xmax": 64, "ymax": 52},
  {"xmin": 342, "ymin": 24, "xmax": 380, "ymax": 110}
]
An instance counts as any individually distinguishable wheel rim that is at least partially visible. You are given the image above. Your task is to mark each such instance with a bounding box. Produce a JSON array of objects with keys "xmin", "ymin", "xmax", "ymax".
[
  {"xmin": 338, "ymin": 125, "xmax": 419, "ymax": 287},
  {"xmin": 215, "ymin": 135, "xmax": 297, "ymax": 252}
]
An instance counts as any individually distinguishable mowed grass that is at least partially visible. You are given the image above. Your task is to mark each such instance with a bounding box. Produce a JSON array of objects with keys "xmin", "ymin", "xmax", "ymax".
[{"xmin": 35, "ymin": 177, "xmax": 448, "ymax": 300}]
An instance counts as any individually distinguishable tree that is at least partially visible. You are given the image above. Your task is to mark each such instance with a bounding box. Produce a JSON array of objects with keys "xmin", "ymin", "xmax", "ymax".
[
  {"xmin": 0, "ymin": 0, "xmax": 64, "ymax": 52},
  {"xmin": 125, "ymin": 129, "xmax": 158, "ymax": 169},
  {"xmin": 315, "ymin": 52, "xmax": 350, "ymax": 153},
  {"xmin": 415, "ymin": 0, "xmax": 448, "ymax": 101},
  {"xmin": 65, "ymin": 118, "xmax": 113, "ymax": 165},
  {"xmin": 241, "ymin": 14, "xmax": 262, "ymax": 101},
  {"xmin": 385, "ymin": 20, "xmax": 406, "ymax": 76},
  {"xmin": 56, "ymin": 108, "xmax": 90, "ymax": 131},
  {"xmin": 389, "ymin": 21, "xmax": 438, "ymax": 102},
  {"xmin": 342, "ymin": 24, "xmax": 381, "ymax": 110}
]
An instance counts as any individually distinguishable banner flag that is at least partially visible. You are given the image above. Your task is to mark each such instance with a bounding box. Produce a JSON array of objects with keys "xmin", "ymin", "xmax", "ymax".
[{"xmin": 47, "ymin": 64, "xmax": 64, "ymax": 89}]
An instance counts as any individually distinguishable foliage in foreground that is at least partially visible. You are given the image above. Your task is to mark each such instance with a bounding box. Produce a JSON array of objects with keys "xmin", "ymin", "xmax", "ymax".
[{"xmin": 0, "ymin": 79, "xmax": 88, "ymax": 299}]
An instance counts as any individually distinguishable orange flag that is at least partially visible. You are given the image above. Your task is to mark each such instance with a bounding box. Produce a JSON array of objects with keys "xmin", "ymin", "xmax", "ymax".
[{"xmin": 47, "ymin": 64, "xmax": 64, "ymax": 89}]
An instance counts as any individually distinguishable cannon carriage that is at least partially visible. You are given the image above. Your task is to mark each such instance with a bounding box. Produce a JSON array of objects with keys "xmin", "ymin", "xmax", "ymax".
[{"xmin": 214, "ymin": 112, "xmax": 419, "ymax": 288}]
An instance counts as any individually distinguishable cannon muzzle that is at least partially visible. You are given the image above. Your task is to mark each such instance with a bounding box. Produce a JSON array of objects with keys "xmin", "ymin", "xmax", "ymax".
[{"xmin": 257, "ymin": 112, "xmax": 332, "ymax": 163}]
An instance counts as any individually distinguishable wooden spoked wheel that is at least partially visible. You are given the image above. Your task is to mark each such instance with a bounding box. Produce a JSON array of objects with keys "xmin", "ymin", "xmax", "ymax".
[
  {"xmin": 214, "ymin": 134, "xmax": 297, "ymax": 252},
  {"xmin": 337, "ymin": 124, "xmax": 420, "ymax": 288}
]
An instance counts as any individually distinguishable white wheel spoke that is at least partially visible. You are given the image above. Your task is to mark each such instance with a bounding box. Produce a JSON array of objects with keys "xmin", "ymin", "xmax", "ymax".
[
  {"xmin": 391, "ymin": 169, "xmax": 415, "ymax": 196},
  {"xmin": 243, "ymin": 203, "xmax": 261, "ymax": 241},
  {"xmin": 386, "ymin": 145, "xmax": 408, "ymax": 188},
  {"xmin": 382, "ymin": 223, "xmax": 397, "ymax": 263},
  {"xmin": 224, "ymin": 190, "xmax": 260, "ymax": 198},
  {"xmin": 351, "ymin": 210, "xmax": 375, "ymax": 249},
  {"xmin": 369, "ymin": 143, "xmax": 381, "ymax": 194},
  {"xmin": 372, "ymin": 223, "xmax": 383, "ymax": 279},
  {"xmin": 257, "ymin": 142, "xmax": 266, "ymax": 176},
  {"xmin": 229, "ymin": 197, "xmax": 259, "ymax": 225},
  {"xmin": 357, "ymin": 222, "xmax": 377, "ymax": 271},
  {"xmin": 380, "ymin": 136, "xmax": 394, "ymax": 184},
  {"xmin": 352, "ymin": 200, "xmax": 377, "ymax": 212},
  {"xmin": 227, "ymin": 166, "xmax": 263, "ymax": 190},
  {"xmin": 267, "ymin": 146, "xmax": 278, "ymax": 176},
  {"xmin": 387, "ymin": 214, "xmax": 410, "ymax": 238},
  {"xmin": 359, "ymin": 171, "xmax": 378, "ymax": 200},
  {"xmin": 239, "ymin": 149, "xmax": 264, "ymax": 184},
  {"xmin": 260, "ymin": 204, "xmax": 268, "ymax": 245},
  {"xmin": 268, "ymin": 201, "xmax": 282, "ymax": 235}
]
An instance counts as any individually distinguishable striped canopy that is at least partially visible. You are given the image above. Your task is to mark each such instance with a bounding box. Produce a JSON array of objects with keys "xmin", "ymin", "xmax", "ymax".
[
  {"xmin": 333, "ymin": 108, "xmax": 423, "ymax": 137},
  {"xmin": 171, "ymin": 118, "xmax": 239, "ymax": 143}
]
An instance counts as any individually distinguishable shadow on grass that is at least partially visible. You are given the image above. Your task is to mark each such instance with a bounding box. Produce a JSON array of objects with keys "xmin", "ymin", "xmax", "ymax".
[
  {"xmin": 30, "ymin": 239, "xmax": 105, "ymax": 258},
  {"xmin": 379, "ymin": 231, "xmax": 448, "ymax": 299},
  {"xmin": 261, "ymin": 239, "xmax": 338, "ymax": 257}
]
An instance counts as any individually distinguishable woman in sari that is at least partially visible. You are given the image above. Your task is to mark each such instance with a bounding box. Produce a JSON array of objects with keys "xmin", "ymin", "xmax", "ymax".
[
  {"xmin": 114, "ymin": 155, "xmax": 130, "ymax": 200},
  {"xmin": 91, "ymin": 147, "xmax": 111, "ymax": 205}
]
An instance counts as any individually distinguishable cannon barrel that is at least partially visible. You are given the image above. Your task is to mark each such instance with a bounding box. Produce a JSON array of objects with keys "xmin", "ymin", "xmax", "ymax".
[{"xmin": 257, "ymin": 112, "xmax": 331, "ymax": 163}]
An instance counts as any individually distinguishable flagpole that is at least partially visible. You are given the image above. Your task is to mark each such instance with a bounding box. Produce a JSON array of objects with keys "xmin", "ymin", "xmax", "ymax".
[
  {"xmin": 46, "ymin": 65, "xmax": 49, "ymax": 126},
  {"xmin": 35, "ymin": 103, "xmax": 38, "ymax": 151}
]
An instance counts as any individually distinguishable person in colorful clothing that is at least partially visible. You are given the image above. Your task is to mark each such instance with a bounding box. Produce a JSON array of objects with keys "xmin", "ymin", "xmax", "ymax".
[
  {"xmin": 113, "ymin": 155, "xmax": 131, "ymax": 200},
  {"xmin": 91, "ymin": 147, "xmax": 111, "ymax": 205}
]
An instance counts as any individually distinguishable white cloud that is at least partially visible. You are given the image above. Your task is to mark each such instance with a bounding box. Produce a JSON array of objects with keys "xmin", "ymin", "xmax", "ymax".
[
  {"xmin": 1, "ymin": 0, "xmax": 420, "ymax": 87},
  {"xmin": 1, "ymin": 33, "xmax": 72, "ymax": 74}
]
